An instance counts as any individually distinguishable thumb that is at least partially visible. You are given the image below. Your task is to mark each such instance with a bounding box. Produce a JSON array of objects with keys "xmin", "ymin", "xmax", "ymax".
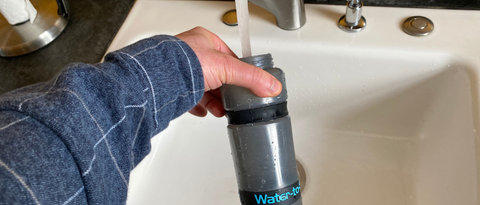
[{"xmin": 222, "ymin": 56, "xmax": 283, "ymax": 98}]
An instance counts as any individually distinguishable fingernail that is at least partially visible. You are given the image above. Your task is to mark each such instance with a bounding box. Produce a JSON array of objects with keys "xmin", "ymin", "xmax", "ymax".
[{"xmin": 270, "ymin": 80, "xmax": 282, "ymax": 96}]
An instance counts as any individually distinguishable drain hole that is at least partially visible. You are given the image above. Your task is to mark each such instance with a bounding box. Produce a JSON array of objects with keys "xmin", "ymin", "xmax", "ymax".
[{"xmin": 296, "ymin": 160, "xmax": 306, "ymax": 193}]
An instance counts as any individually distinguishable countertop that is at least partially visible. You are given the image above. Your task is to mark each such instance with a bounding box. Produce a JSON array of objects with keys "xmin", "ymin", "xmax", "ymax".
[{"xmin": 0, "ymin": 0, "xmax": 135, "ymax": 95}]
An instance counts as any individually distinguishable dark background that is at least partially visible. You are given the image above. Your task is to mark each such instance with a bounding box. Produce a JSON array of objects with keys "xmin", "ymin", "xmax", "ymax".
[{"xmin": 0, "ymin": 0, "xmax": 479, "ymax": 95}]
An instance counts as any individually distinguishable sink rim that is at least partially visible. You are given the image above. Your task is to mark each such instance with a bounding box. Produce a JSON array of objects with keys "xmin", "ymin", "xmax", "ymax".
[{"xmin": 105, "ymin": 1, "xmax": 480, "ymax": 204}]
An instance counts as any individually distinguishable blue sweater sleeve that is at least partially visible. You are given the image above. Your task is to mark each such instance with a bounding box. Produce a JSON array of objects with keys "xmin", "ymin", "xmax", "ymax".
[{"xmin": 0, "ymin": 35, "xmax": 204, "ymax": 204}]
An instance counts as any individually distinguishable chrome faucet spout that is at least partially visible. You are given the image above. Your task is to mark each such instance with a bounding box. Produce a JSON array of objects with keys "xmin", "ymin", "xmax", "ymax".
[
  {"xmin": 248, "ymin": 0, "xmax": 306, "ymax": 30},
  {"xmin": 349, "ymin": 0, "xmax": 361, "ymax": 8}
]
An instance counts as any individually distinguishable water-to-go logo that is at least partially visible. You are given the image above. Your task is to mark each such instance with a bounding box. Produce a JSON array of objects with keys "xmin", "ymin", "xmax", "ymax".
[
  {"xmin": 254, "ymin": 185, "xmax": 301, "ymax": 204},
  {"xmin": 239, "ymin": 181, "xmax": 301, "ymax": 205}
]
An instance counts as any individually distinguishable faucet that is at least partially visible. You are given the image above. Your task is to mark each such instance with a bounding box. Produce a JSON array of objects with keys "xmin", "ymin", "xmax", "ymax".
[{"xmin": 249, "ymin": 0, "xmax": 306, "ymax": 30}]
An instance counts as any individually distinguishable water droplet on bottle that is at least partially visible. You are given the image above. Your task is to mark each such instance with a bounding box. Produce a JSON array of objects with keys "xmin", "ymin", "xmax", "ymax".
[
  {"xmin": 236, "ymin": 103, "xmax": 241, "ymax": 107},
  {"xmin": 262, "ymin": 179, "xmax": 266, "ymax": 184},
  {"xmin": 247, "ymin": 99, "xmax": 253, "ymax": 108}
]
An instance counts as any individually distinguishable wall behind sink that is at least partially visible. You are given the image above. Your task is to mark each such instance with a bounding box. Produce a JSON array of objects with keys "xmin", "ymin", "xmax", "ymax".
[
  {"xmin": 150, "ymin": 0, "xmax": 480, "ymax": 10},
  {"xmin": 303, "ymin": 0, "xmax": 480, "ymax": 10}
]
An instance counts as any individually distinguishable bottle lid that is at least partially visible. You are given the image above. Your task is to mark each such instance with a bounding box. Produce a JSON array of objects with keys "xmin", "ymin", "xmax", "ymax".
[
  {"xmin": 221, "ymin": 54, "xmax": 288, "ymax": 111},
  {"xmin": 240, "ymin": 53, "xmax": 274, "ymax": 69}
]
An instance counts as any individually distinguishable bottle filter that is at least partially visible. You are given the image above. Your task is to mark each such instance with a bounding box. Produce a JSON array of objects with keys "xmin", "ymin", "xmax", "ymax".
[{"xmin": 222, "ymin": 54, "xmax": 302, "ymax": 205}]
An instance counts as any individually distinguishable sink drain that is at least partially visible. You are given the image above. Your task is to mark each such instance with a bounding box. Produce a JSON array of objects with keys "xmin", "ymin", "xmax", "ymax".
[{"xmin": 297, "ymin": 160, "xmax": 306, "ymax": 193}]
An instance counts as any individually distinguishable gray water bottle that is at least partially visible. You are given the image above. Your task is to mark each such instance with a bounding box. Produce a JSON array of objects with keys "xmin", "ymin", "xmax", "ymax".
[{"xmin": 221, "ymin": 54, "xmax": 302, "ymax": 205}]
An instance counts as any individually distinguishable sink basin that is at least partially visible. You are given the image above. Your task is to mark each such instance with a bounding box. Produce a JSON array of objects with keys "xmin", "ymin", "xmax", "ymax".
[{"xmin": 107, "ymin": 1, "xmax": 480, "ymax": 204}]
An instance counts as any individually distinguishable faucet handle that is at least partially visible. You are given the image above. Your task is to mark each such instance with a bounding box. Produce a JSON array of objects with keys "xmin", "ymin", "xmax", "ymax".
[{"xmin": 338, "ymin": 0, "xmax": 367, "ymax": 33}]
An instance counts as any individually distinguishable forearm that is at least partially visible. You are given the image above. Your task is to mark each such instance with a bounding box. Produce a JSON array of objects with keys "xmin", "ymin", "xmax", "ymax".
[{"xmin": 0, "ymin": 35, "xmax": 203, "ymax": 204}]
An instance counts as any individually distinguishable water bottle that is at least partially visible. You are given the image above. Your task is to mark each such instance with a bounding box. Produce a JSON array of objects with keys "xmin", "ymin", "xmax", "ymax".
[{"xmin": 221, "ymin": 54, "xmax": 302, "ymax": 205}]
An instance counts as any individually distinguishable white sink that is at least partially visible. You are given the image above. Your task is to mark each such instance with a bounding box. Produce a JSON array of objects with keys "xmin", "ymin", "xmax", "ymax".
[{"xmin": 107, "ymin": 1, "xmax": 480, "ymax": 204}]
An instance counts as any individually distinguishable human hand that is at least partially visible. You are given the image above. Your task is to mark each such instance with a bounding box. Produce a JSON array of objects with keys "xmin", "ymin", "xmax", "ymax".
[{"xmin": 175, "ymin": 27, "xmax": 282, "ymax": 118}]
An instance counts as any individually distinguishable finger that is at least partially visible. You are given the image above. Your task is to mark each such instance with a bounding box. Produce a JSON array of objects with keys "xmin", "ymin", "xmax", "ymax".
[
  {"xmin": 219, "ymin": 55, "xmax": 283, "ymax": 98},
  {"xmin": 209, "ymin": 32, "xmax": 238, "ymax": 58},
  {"xmin": 198, "ymin": 92, "xmax": 225, "ymax": 117},
  {"xmin": 188, "ymin": 104, "xmax": 208, "ymax": 117},
  {"xmin": 209, "ymin": 88, "xmax": 222, "ymax": 102},
  {"xmin": 205, "ymin": 98, "xmax": 225, "ymax": 118}
]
